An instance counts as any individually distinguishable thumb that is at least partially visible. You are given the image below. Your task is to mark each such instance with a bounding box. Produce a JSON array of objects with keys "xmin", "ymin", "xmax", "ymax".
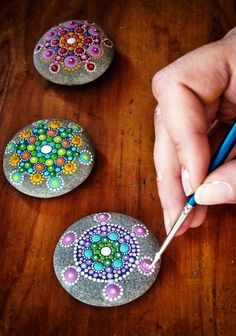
[{"xmin": 194, "ymin": 159, "xmax": 236, "ymax": 205}]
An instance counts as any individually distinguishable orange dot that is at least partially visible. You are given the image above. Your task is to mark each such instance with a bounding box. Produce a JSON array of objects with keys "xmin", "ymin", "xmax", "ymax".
[
  {"xmin": 56, "ymin": 157, "xmax": 65, "ymax": 165},
  {"xmin": 22, "ymin": 152, "xmax": 30, "ymax": 159},
  {"xmin": 47, "ymin": 129, "xmax": 56, "ymax": 136},
  {"xmin": 35, "ymin": 163, "xmax": 44, "ymax": 171},
  {"xmin": 62, "ymin": 140, "xmax": 70, "ymax": 147}
]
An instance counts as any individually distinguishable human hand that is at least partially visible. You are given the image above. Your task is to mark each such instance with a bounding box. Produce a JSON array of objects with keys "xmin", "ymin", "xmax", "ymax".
[{"xmin": 152, "ymin": 28, "xmax": 236, "ymax": 235}]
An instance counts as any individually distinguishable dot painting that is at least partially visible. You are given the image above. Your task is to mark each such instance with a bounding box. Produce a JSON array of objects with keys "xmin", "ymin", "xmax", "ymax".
[
  {"xmin": 33, "ymin": 20, "xmax": 114, "ymax": 85},
  {"xmin": 3, "ymin": 119, "xmax": 95, "ymax": 198},
  {"xmin": 53, "ymin": 213, "xmax": 161, "ymax": 306}
]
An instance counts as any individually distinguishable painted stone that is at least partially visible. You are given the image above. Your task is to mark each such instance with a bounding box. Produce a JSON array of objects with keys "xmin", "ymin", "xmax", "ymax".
[
  {"xmin": 53, "ymin": 213, "xmax": 161, "ymax": 307},
  {"xmin": 3, "ymin": 119, "xmax": 95, "ymax": 198},
  {"xmin": 33, "ymin": 20, "xmax": 114, "ymax": 85}
]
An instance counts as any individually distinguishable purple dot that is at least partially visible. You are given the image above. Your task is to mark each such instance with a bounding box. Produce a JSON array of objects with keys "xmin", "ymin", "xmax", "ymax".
[
  {"xmin": 125, "ymin": 235, "xmax": 130, "ymax": 240},
  {"xmin": 133, "ymin": 225, "xmax": 147, "ymax": 237},
  {"xmin": 79, "ymin": 240, "xmax": 85, "ymax": 245},
  {"xmin": 105, "ymin": 284, "xmax": 121, "ymax": 299},
  {"xmin": 44, "ymin": 30, "xmax": 57, "ymax": 40},
  {"xmin": 107, "ymin": 273, "xmax": 114, "ymax": 279},
  {"xmin": 43, "ymin": 48, "xmax": 55, "ymax": 60},
  {"xmin": 96, "ymin": 213, "xmax": 110, "ymax": 222},
  {"xmin": 85, "ymin": 242, "xmax": 90, "ymax": 247},
  {"xmin": 88, "ymin": 27, "xmax": 100, "ymax": 36},
  {"xmin": 63, "ymin": 268, "xmax": 78, "ymax": 283},
  {"xmin": 81, "ymin": 263, "xmax": 87, "ymax": 269},
  {"xmin": 87, "ymin": 45, "xmax": 101, "ymax": 57},
  {"xmin": 89, "ymin": 270, "xmax": 94, "ymax": 275},
  {"xmin": 119, "ymin": 238, "xmax": 125, "ymax": 244},
  {"xmin": 140, "ymin": 259, "xmax": 152, "ymax": 273},
  {"xmin": 101, "ymin": 225, "xmax": 107, "ymax": 231},
  {"xmin": 62, "ymin": 232, "xmax": 75, "ymax": 246},
  {"xmin": 123, "ymin": 255, "xmax": 129, "ymax": 261},
  {"xmin": 129, "ymin": 257, "xmax": 135, "ymax": 263},
  {"xmin": 64, "ymin": 55, "xmax": 78, "ymax": 68}
]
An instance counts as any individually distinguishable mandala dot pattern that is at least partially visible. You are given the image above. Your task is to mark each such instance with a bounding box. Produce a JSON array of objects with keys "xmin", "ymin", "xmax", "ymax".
[
  {"xmin": 3, "ymin": 119, "xmax": 95, "ymax": 197},
  {"xmin": 33, "ymin": 20, "xmax": 114, "ymax": 85},
  {"xmin": 54, "ymin": 213, "xmax": 161, "ymax": 306}
]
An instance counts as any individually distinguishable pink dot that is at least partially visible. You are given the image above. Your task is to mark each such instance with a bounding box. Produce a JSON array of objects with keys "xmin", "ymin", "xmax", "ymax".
[
  {"xmin": 64, "ymin": 267, "xmax": 78, "ymax": 283},
  {"xmin": 105, "ymin": 284, "xmax": 121, "ymax": 299}
]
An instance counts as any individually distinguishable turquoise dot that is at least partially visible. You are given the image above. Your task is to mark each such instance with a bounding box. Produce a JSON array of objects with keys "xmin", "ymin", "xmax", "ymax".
[
  {"xmin": 68, "ymin": 156, "xmax": 73, "ymax": 161},
  {"xmin": 52, "ymin": 148, "xmax": 57, "ymax": 153},
  {"xmin": 109, "ymin": 232, "xmax": 119, "ymax": 241},
  {"xmin": 84, "ymin": 249, "xmax": 93, "ymax": 258},
  {"xmin": 50, "ymin": 141, "xmax": 54, "ymax": 146},
  {"xmin": 37, "ymin": 153, "xmax": 42, "ymax": 157},
  {"xmin": 93, "ymin": 262, "xmax": 104, "ymax": 271},
  {"xmin": 92, "ymin": 234, "xmax": 101, "ymax": 243},
  {"xmin": 28, "ymin": 168, "xmax": 33, "ymax": 173},
  {"xmin": 72, "ymin": 147, "xmax": 76, "ymax": 151},
  {"xmin": 55, "ymin": 167, "xmax": 60, "ymax": 172},
  {"xmin": 120, "ymin": 243, "xmax": 129, "ymax": 253},
  {"xmin": 36, "ymin": 146, "xmax": 41, "ymax": 150},
  {"xmin": 113, "ymin": 259, "xmax": 123, "ymax": 268},
  {"xmin": 17, "ymin": 150, "xmax": 21, "ymax": 154},
  {"xmin": 42, "ymin": 141, "xmax": 47, "ymax": 145},
  {"xmin": 20, "ymin": 140, "xmax": 24, "ymax": 144},
  {"xmin": 48, "ymin": 176, "xmax": 62, "ymax": 189},
  {"xmin": 44, "ymin": 171, "xmax": 49, "ymax": 176},
  {"xmin": 45, "ymin": 154, "xmax": 50, "ymax": 159},
  {"xmin": 20, "ymin": 162, "xmax": 24, "ymax": 167}
]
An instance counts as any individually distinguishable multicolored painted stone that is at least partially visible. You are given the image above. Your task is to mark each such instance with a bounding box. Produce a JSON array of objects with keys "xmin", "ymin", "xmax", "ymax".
[
  {"xmin": 33, "ymin": 20, "xmax": 114, "ymax": 85},
  {"xmin": 53, "ymin": 213, "xmax": 161, "ymax": 306},
  {"xmin": 3, "ymin": 119, "xmax": 95, "ymax": 198}
]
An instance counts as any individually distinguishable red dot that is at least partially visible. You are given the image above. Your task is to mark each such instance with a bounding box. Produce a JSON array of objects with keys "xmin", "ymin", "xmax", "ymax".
[
  {"xmin": 51, "ymin": 64, "xmax": 58, "ymax": 72},
  {"xmin": 59, "ymin": 48, "xmax": 67, "ymax": 54},
  {"xmin": 87, "ymin": 63, "xmax": 95, "ymax": 71},
  {"xmin": 75, "ymin": 47, "xmax": 84, "ymax": 54},
  {"xmin": 85, "ymin": 37, "xmax": 92, "ymax": 44}
]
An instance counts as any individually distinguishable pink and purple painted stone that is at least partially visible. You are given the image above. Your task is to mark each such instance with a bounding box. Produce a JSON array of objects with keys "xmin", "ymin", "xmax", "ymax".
[
  {"xmin": 33, "ymin": 20, "xmax": 114, "ymax": 85},
  {"xmin": 53, "ymin": 213, "xmax": 161, "ymax": 307}
]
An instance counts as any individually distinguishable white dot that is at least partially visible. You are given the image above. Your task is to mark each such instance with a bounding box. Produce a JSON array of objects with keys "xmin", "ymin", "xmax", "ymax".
[
  {"xmin": 67, "ymin": 37, "xmax": 76, "ymax": 44},
  {"xmin": 41, "ymin": 145, "xmax": 52, "ymax": 154},
  {"xmin": 101, "ymin": 247, "xmax": 111, "ymax": 256}
]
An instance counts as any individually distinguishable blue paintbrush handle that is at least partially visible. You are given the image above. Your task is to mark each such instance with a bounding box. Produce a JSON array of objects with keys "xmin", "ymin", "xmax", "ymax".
[{"xmin": 187, "ymin": 120, "xmax": 236, "ymax": 207}]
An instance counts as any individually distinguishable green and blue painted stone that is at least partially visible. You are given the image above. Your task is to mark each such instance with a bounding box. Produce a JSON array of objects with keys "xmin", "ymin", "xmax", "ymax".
[{"xmin": 3, "ymin": 119, "xmax": 95, "ymax": 198}]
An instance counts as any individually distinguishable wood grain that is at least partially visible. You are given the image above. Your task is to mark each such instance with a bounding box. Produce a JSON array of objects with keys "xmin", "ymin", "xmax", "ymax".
[{"xmin": 0, "ymin": 0, "xmax": 235, "ymax": 335}]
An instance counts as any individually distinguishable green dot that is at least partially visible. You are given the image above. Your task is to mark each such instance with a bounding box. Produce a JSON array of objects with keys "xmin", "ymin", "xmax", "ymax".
[
  {"xmin": 66, "ymin": 150, "xmax": 73, "ymax": 156},
  {"xmin": 104, "ymin": 259, "xmax": 111, "ymax": 266},
  {"xmin": 54, "ymin": 136, "xmax": 62, "ymax": 143},
  {"xmin": 112, "ymin": 241, "xmax": 120, "ymax": 248},
  {"xmin": 55, "ymin": 143, "xmax": 61, "ymax": 149},
  {"xmin": 91, "ymin": 243, "xmax": 98, "ymax": 250},
  {"xmin": 61, "ymin": 132, "xmax": 67, "ymax": 138},
  {"xmin": 101, "ymin": 237, "xmax": 108, "ymax": 244},
  {"xmin": 30, "ymin": 157, "xmax": 38, "ymax": 164},
  {"xmin": 109, "ymin": 255, "xmax": 114, "ymax": 260},
  {"xmin": 39, "ymin": 157, "xmax": 45, "ymax": 163},
  {"xmin": 111, "ymin": 247, "xmax": 116, "ymax": 253},
  {"xmin": 31, "ymin": 150, "xmax": 37, "ymax": 156},
  {"xmin": 27, "ymin": 144, "xmax": 35, "ymax": 151},
  {"xmin": 39, "ymin": 134, "xmax": 46, "ymax": 140},
  {"xmin": 24, "ymin": 162, "xmax": 31, "ymax": 169},
  {"xmin": 20, "ymin": 144, "xmax": 27, "ymax": 150},
  {"xmin": 94, "ymin": 249, "xmax": 100, "ymax": 255},
  {"xmin": 46, "ymin": 136, "xmax": 53, "ymax": 142},
  {"xmin": 107, "ymin": 242, "xmax": 112, "ymax": 247},
  {"xmin": 51, "ymin": 154, "xmax": 58, "ymax": 160},
  {"xmin": 45, "ymin": 159, "xmax": 53, "ymax": 166},
  {"xmin": 35, "ymin": 141, "xmax": 41, "ymax": 146},
  {"xmin": 92, "ymin": 255, "xmax": 99, "ymax": 261},
  {"xmin": 114, "ymin": 252, "xmax": 122, "ymax": 259},
  {"xmin": 58, "ymin": 148, "xmax": 66, "ymax": 156},
  {"xmin": 38, "ymin": 129, "xmax": 46, "ymax": 134},
  {"xmin": 50, "ymin": 172, "xmax": 55, "ymax": 177},
  {"xmin": 19, "ymin": 168, "xmax": 24, "ymax": 173},
  {"xmin": 48, "ymin": 166, "xmax": 55, "ymax": 172},
  {"xmin": 100, "ymin": 256, "xmax": 105, "ymax": 261},
  {"xmin": 75, "ymin": 152, "xmax": 79, "ymax": 157}
]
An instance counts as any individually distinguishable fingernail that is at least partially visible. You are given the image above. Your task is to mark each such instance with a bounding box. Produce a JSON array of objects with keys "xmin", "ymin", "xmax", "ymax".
[
  {"xmin": 195, "ymin": 180, "xmax": 235, "ymax": 205},
  {"xmin": 163, "ymin": 210, "xmax": 172, "ymax": 234},
  {"xmin": 181, "ymin": 167, "xmax": 193, "ymax": 196}
]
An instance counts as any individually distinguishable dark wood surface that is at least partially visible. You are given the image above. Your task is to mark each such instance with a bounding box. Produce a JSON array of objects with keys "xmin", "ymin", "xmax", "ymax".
[{"xmin": 0, "ymin": 1, "xmax": 236, "ymax": 335}]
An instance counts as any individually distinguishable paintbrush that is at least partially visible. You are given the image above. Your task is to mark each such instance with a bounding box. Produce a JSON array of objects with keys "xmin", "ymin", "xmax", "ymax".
[{"xmin": 150, "ymin": 120, "xmax": 236, "ymax": 268}]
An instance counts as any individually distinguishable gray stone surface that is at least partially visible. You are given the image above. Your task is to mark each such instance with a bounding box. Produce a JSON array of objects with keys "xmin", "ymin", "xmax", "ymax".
[
  {"xmin": 54, "ymin": 213, "xmax": 161, "ymax": 307},
  {"xmin": 3, "ymin": 119, "xmax": 95, "ymax": 198},
  {"xmin": 33, "ymin": 20, "xmax": 114, "ymax": 85}
]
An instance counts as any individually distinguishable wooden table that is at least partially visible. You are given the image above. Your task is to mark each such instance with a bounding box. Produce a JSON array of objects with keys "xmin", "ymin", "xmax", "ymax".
[{"xmin": 0, "ymin": 1, "xmax": 235, "ymax": 335}]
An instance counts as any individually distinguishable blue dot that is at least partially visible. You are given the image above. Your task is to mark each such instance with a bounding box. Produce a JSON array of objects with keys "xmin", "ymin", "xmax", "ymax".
[
  {"xmin": 93, "ymin": 262, "xmax": 104, "ymax": 271},
  {"xmin": 84, "ymin": 249, "xmax": 93, "ymax": 258},
  {"xmin": 120, "ymin": 243, "xmax": 129, "ymax": 253},
  {"xmin": 109, "ymin": 232, "xmax": 119, "ymax": 241},
  {"xmin": 92, "ymin": 234, "xmax": 101, "ymax": 243},
  {"xmin": 113, "ymin": 259, "xmax": 123, "ymax": 268}
]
